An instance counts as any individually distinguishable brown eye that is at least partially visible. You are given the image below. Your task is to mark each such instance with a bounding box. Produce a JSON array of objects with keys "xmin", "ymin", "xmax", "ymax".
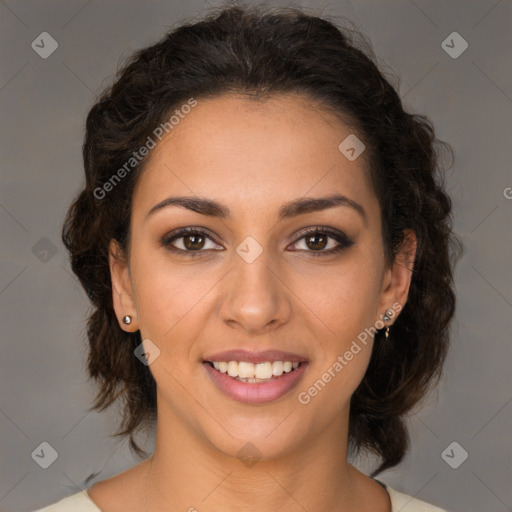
[
  {"xmin": 289, "ymin": 227, "xmax": 354, "ymax": 257},
  {"xmin": 182, "ymin": 233, "xmax": 206, "ymax": 250},
  {"xmin": 305, "ymin": 232, "xmax": 328, "ymax": 251},
  {"xmin": 161, "ymin": 227, "xmax": 223, "ymax": 257}
]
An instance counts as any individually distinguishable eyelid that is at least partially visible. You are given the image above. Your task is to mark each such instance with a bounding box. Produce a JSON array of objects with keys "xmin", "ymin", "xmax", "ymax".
[
  {"xmin": 291, "ymin": 225, "xmax": 349, "ymax": 241},
  {"xmin": 287, "ymin": 226, "xmax": 354, "ymax": 253},
  {"xmin": 161, "ymin": 225, "xmax": 354, "ymax": 256},
  {"xmin": 160, "ymin": 226, "xmax": 223, "ymax": 250}
]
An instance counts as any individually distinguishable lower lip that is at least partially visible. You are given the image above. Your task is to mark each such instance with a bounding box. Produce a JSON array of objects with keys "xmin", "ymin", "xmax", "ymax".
[{"xmin": 203, "ymin": 362, "xmax": 308, "ymax": 404}]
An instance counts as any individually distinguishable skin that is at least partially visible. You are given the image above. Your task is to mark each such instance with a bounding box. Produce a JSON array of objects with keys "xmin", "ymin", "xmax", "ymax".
[{"xmin": 88, "ymin": 93, "xmax": 416, "ymax": 512}]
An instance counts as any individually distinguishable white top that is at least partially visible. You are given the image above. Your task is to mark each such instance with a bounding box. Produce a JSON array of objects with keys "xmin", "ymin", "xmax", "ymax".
[{"xmin": 32, "ymin": 481, "xmax": 448, "ymax": 511}]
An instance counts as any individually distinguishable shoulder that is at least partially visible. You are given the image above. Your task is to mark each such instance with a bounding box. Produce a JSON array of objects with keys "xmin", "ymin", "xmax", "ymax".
[
  {"xmin": 383, "ymin": 482, "xmax": 448, "ymax": 512},
  {"xmin": 33, "ymin": 459, "xmax": 152, "ymax": 512},
  {"xmin": 31, "ymin": 490, "xmax": 102, "ymax": 512}
]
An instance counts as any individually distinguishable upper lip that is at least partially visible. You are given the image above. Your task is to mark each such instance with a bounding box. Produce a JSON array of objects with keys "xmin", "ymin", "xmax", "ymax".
[{"xmin": 203, "ymin": 349, "xmax": 308, "ymax": 364}]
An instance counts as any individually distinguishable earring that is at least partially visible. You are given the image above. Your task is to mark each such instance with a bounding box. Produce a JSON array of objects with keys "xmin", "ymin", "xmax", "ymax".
[
  {"xmin": 383, "ymin": 309, "xmax": 393, "ymax": 339},
  {"xmin": 122, "ymin": 315, "xmax": 132, "ymax": 325}
]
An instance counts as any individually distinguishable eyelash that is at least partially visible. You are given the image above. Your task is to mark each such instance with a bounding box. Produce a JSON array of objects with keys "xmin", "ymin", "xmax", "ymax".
[{"xmin": 160, "ymin": 226, "xmax": 354, "ymax": 258}]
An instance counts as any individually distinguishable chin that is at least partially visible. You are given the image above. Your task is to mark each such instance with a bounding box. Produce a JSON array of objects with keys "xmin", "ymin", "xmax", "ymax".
[{"xmin": 198, "ymin": 413, "xmax": 306, "ymax": 464}]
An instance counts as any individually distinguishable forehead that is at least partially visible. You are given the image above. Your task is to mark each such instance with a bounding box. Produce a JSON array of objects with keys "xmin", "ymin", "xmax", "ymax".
[{"xmin": 133, "ymin": 93, "xmax": 377, "ymax": 221}]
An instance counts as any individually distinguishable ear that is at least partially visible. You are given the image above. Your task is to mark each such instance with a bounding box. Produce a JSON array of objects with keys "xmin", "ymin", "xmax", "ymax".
[
  {"xmin": 377, "ymin": 229, "xmax": 417, "ymax": 324},
  {"xmin": 109, "ymin": 239, "xmax": 138, "ymax": 332}
]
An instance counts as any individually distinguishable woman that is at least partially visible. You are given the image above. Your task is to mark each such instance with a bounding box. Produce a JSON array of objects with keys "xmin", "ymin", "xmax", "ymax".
[{"xmin": 34, "ymin": 5, "xmax": 460, "ymax": 511}]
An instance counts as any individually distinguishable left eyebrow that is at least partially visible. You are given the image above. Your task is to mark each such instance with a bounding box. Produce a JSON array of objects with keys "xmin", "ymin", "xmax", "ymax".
[
  {"xmin": 278, "ymin": 194, "xmax": 367, "ymax": 224},
  {"xmin": 146, "ymin": 193, "xmax": 367, "ymax": 224}
]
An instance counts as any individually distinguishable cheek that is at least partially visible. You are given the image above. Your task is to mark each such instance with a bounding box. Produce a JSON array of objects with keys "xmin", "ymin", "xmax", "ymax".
[
  {"xmin": 129, "ymin": 249, "xmax": 213, "ymax": 349},
  {"xmin": 296, "ymin": 299, "xmax": 376, "ymax": 421},
  {"xmin": 301, "ymin": 255, "xmax": 382, "ymax": 337},
  {"xmin": 296, "ymin": 253, "xmax": 382, "ymax": 397}
]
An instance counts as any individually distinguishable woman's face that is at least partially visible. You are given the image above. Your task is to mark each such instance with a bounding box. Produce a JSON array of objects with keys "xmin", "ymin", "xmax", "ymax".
[{"xmin": 110, "ymin": 93, "xmax": 413, "ymax": 461}]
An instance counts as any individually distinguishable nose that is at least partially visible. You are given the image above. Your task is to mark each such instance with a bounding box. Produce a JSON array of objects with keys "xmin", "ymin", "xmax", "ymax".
[{"xmin": 219, "ymin": 244, "xmax": 292, "ymax": 335}]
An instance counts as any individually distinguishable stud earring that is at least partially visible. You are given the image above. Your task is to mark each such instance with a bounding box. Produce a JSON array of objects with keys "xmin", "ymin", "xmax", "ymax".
[{"xmin": 122, "ymin": 315, "xmax": 132, "ymax": 325}]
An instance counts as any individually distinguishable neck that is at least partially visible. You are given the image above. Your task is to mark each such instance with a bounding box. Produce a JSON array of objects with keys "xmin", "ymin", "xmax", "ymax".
[{"xmin": 140, "ymin": 402, "xmax": 362, "ymax": 511}]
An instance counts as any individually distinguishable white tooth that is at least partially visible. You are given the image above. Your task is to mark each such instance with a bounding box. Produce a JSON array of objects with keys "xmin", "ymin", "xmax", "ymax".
[
  {"xmin": 214, "ymin": 360, "xmax": 297, "ymax": 379},
  {"xmin": 227, "ymin": 361, "xmax": 238, "ymax": 377},
  {"xmin": 238, "ymin": 361, "xmax": 255, "ymax": 378},
  {"xmin": 255, "ymin": 362, "xmax": 273, "ymax": 379},
  {"xmin": 272, "ymin": 361, "xmax": 284, "ymax": 376},
  {"xmin": 236, "ymin": 377, "xmax": 270, "ymax": 383}
]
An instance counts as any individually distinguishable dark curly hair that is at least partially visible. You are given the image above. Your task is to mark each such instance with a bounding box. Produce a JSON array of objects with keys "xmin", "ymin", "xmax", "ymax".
[{"xmin": 62, "ymin": 4, "xmax": 462, "ymax": 477}]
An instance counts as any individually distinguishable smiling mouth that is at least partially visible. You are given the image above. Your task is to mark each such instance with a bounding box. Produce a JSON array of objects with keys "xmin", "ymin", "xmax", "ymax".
[{"xmin": 204, "ymin": 360, "xmax": 304, "ymax": 383}]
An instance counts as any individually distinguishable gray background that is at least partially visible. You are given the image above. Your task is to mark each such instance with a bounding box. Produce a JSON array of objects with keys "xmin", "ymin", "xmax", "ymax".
[{"xmin": 1, "ymin": 1, "xmax": 511, "ymax": 511}]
